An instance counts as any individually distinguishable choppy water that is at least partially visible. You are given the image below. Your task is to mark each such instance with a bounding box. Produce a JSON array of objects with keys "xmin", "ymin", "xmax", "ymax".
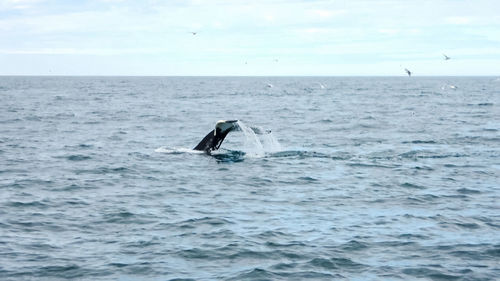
[{"xmin": 0, "ymin": 76, "xmax": 499, "ymax": 280}]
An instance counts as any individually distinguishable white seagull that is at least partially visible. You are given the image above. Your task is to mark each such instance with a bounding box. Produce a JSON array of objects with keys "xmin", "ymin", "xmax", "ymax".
[
  {"xmin": 405, "ymin": 68, "xmax": 412, "ymax": 77},
  {"xmin": 443, "ymin": 53, "xmax": 451, "ymax": 60}
]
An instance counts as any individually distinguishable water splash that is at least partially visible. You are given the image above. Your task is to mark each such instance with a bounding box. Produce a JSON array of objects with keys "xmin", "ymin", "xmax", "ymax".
[
  {"xmin": 259, "ymin": 129, "xmax": 282, "ymax": 153},
  {"xmin": 155, "ymin": 121, "xmax": 282, "ymax": 158},
  {"xmin": 236, "ymin": 120, "xmax": 282, "ymax": 157}
]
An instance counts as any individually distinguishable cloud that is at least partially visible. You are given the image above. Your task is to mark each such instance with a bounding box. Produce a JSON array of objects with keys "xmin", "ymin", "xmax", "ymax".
[
  {"xmin": 0, "ymin": 0, "xmax": 44, "ymax": 10},
  {"xmin": 378, "ymin": 29, "xmax": 400, "ymax": 35},
  {"xmin": 1, "ymin": 0, "xmax": 499, "ymax": 75},
  {"xmin": 445, "ymin": 16, "xmax": 472, "ymax": 25},
  {"xmin": 308, "ymin": 9, "xmax": 346, "ymax": 19},
  {"xmin": 0, "ymin": 7, "xmax": 180, "ymax": 34},
  {"xmin": 0, "ymin": 47, "xmax": 170, "ymax": 55}
]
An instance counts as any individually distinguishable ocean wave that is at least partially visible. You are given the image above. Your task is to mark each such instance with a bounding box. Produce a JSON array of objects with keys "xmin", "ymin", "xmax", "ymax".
[
  {"xmin": 348, "ymin": 162, "xmax": 399, "ymax": 169},
  {"xmin": 400, "ymin": 182, "xmax": 427, "ymax": 189},
  {"xmin": 100, "ymin": 211, "xmax": 156, "ymax": 225},
  {"xmin": 468, "ymin": 102, "xmax": 494, "ymax": 106},
  {"xmin": 269, "ymin": 150, "xmax": 332, "ymax": 159},
  {"xmin": 402, "ymin": 267, "xmax": 460, "ymax": 280},
  {"xmin": 177, "ymin": 217, "xmax": 234, "ymax": 227},
  {"xmin": 73, "ymin": 166, "xmax": 135, "ymax": 175},
  {"xmin": 54, "ymin": 154, "xmax": 92, "ymax": 161},
  {"xmin": 457, "ymin": 188, "xmax": 481, "ymax": 194},
  {"xmin": 5, "ymin": 200, "xmax": 49, "ymax": 209},
  {"xmin": 340, "ymin": 240, "xmax": 369, "ymax": 251},
  {"xmin": 401, "ymin": 140, "xmax": 439, "ymax": 144},
  {"xmin": 228, "ymin": 267, "xmax": 341, "ymax": 281},
  {"xmin": 399, "ymin": 150, "xmax": 467, "ymax": 159}
]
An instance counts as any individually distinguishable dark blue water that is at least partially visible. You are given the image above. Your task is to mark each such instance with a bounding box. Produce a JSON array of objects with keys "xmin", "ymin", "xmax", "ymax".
[{"xmin": 0, "ymin": 76, "xmax": 499, "ymax": 280}]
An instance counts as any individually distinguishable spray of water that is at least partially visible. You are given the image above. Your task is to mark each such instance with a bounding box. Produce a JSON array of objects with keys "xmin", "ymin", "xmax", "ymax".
[
  {"xmin": 156, "ymin": 121, "xmax": 282, "ymax": 157},
  {"xmin": 236, "ymin": 120, "xmax": 282, "ymax": 157}
]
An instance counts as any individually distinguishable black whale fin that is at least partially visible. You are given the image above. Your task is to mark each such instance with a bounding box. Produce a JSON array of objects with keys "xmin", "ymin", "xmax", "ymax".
[
  {"xmin": 193, "ymin": 129, "xmax": 216, "ymax": 152},
  {"xmin": 193, "ymin": 120, "xmax": 238, "ymax": 153}
]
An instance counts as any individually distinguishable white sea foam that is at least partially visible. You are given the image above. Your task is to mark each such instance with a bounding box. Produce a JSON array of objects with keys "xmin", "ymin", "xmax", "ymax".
[
  {"xmin": 154, "ymin": 147, "xmax": 203, "ymax": 154},
  {"xmin": 236, "ymin": 120, "xmax": 282, "ymax": 157}
]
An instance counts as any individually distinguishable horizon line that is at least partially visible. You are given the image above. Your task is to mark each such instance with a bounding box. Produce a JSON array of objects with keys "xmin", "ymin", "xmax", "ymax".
[{"xmin": 1, "ymin": 74, "xmax": 498, "ymax": 78}]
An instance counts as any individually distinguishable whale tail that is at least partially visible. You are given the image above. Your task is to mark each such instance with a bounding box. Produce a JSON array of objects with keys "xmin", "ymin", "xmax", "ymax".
[{"xmin": 193, "ymin": 120, "xmax": 239, "ymax": 153}]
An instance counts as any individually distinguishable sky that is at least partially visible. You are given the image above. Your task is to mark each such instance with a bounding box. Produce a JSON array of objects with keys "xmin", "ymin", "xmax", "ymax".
[{"xmin": 0, "ymin": 0, "xmax": 499, "ymax": 76}]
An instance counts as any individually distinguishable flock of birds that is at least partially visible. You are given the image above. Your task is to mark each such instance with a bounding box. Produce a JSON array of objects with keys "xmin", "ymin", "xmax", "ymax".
[
  {"xmin": 404, "ymin": 53, "xmax": 451, "ymax": 77},
  {"xmin": 190, "ymin": 32, "xmax": 457, "ymax": 85},
  {"xmin": 404, "ymin": 53, "xmax": 458, "ymax": 90}
]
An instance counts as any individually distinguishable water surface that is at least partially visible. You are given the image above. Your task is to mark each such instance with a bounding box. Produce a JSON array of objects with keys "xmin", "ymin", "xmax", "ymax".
[{"xmin": 0, "ymin": 76, "xmax": 499, "ymax": 280}]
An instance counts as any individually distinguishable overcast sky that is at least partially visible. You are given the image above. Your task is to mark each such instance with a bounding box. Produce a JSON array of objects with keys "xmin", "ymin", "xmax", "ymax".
[{"xmin": 1, "ymin": 0, "xmax": 499, "ymax": 76}]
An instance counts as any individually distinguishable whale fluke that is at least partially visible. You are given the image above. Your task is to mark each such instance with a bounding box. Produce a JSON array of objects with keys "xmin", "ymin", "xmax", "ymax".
[{"xmin": 193, "ymin": 120, "xmax": 239, "ymax": 153}]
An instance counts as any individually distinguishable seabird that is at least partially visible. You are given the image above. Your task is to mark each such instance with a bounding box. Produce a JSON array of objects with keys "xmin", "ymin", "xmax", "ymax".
[
  {"xmin": 443, "ymin": 54, "xmax": 451, "ymax": 60},
  {"xmin": 405, "ymin": 68, "xmax": 412, "ymax": 77},
  {"xmin": 190, "ymin": 32, "xmax": 197, "ymax": 35}
]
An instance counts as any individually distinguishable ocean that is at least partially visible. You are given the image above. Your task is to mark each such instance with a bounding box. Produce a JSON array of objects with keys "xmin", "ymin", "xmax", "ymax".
[{"xmin": 0, "ymin": 76, "xmax": 499, "ymax": 280}]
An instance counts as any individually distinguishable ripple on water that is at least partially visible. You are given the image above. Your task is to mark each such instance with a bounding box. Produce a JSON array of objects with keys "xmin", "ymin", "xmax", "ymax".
[
  {"xmin": 306, "ymin": 257, "xmax": 338, "ymax": 269},
  {"xmin": 54, "ymin": 154, "xmax": 92, "ymax": 161},
  {"xmin": 177, "ymin": 217, "xmax": 234, "ymax": 227},
  {"xmin": 485, "ymin": 245, "xmax": 500, "ymax": 257},
  {"xmin": 270, "ymin": 150, "xmax": 330, "ymax": 159},
  {"xmin": 297, "ymin": 176, "xmax": 319, "ymax": 183},
  {"xmin": 402, "ymin": 268, "xmax": 460, "ymax": 280},
  {"xmin": 6, "ymin": 200, "xmax": 49, "ymax": 209},
  {"xmin": 228, "ymin": 268, "xmax": 341, "ymax": 281},
  {"xmin": 397, "ymin": 233, "xmax": 430, "ymax": 240},
  {"xmin": 52, "ymin": 184, "xmax": 96, "ymax": 192},
  {"xmin": 100, "ymin": 211, "xmax": 156, "ymax": 225},
  {"xmin": 340, "ymin": 240, "xmax": 369, "ymax": 251},
  {"xmin": 402, "ymin": 140, "xmax": 439, "ymax": 144},
  {"xmin": 66, "ymin": 154, "xmax": 92, "ymax": 161},
  {"xmin": 457, "ymin": 188, "xmax": 481, "ymax": 194},
  {"xmin": 74, "ymin": 166, "xmax": 134, "ymax": 175},
  {"xmin": 399, "ymin": 150, "xmax": 467, "ymax": 159},
  {"xmin": 32, "ymin": 265, "xmax": 90, "ymax": 279},
  {"xmin": 400, "ymin": 182, "xmax": 427, "ymax": 189}
]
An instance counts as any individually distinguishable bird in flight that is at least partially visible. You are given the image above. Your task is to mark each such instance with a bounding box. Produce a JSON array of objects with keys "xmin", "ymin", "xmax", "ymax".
[
  {"xmin": 405, "ymin": 68, "xmax": 412, "ymax": 77},
  {"xmin": 190, "ymin": 32, "xmax": 197, "ymax": 35},
  {"xmin": 443, "ymin": 53, "xmax": 451, "ymax": 60}
]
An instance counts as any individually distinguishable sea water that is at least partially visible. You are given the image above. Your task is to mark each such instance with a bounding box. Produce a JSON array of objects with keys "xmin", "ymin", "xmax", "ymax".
[{"xmin": 0, "ymin": 76, "xmax": 499, "ymax": 280}]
